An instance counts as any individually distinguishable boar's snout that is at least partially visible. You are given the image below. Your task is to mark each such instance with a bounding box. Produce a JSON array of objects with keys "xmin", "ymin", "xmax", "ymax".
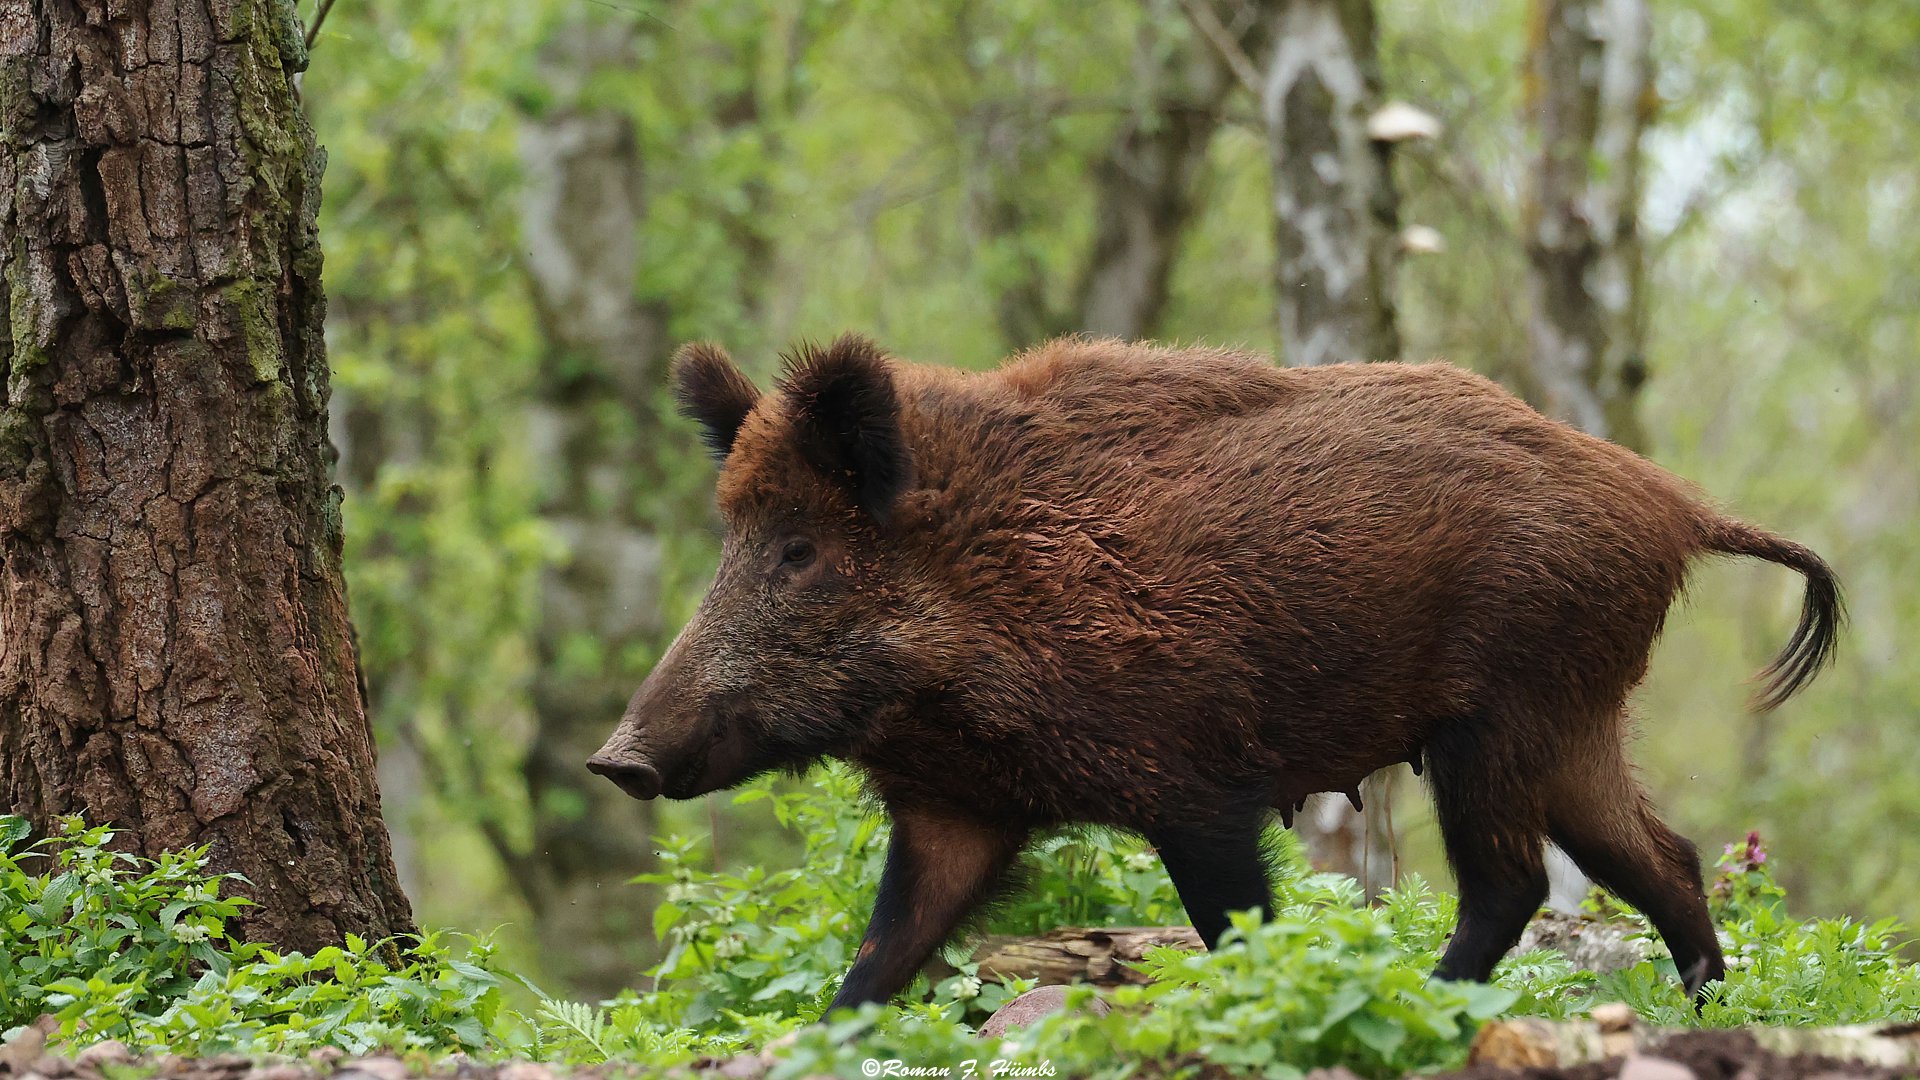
[
  {"xmin": 585, "ymin": 754, "xmax": 662, "ymax": 801},
  {"xmin": 587, "ymin": 610, "xmax": 731, "ymax": 801}
]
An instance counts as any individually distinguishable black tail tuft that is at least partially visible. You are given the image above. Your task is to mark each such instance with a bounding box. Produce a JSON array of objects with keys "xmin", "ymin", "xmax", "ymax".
[{"xmin": 1703, "ymin": 520, "xmax": 1844, "ymax": 712}]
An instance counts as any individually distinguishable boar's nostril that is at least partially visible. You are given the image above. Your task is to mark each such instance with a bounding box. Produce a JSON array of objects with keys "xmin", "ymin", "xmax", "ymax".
[{"xmin": 586, "ymin": 754, "xmax": 663, "ymax": 800}]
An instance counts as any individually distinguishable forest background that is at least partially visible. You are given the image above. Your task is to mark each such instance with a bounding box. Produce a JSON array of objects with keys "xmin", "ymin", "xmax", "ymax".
[{"xmin": 298, "ymin": 0, "xmax": 1919, "ymax": 1001}]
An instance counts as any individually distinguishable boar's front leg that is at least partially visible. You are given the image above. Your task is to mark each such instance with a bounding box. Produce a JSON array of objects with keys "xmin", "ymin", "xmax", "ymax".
[
  {"xmin": 1146, "ymin": 815, "xmax": 1276, "ymax": 949},
  {"xmin": 827, "ymin": 806, "xmax": 1027, "ymax": 1012}
]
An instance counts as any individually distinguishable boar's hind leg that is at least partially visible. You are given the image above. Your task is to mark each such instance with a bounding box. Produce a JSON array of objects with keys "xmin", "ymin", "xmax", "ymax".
[
  {"xmin": 826, "ymin": 808, "xmax": 1027, "ymax": 1013},
  {"xmin": 1544, "ymin": 730, "xmax": 1725, "ymax": 1002},
  {"xmin": 1426, "ymin": 723, "xmax": 1550, "ymax": 984},
  {"xmin": 1146, "ymin": 816, "xmax": 1276, "ymax": 950}
]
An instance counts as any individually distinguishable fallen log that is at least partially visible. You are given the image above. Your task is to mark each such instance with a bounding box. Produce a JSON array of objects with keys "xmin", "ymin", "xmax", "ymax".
[
  {"xmin": 960, "ymin": 910, "xmax": 1646, "ymax": 988},
  {"xmin": 968, "ymin": 926, "xmax": 1202, "ymax": 986}
]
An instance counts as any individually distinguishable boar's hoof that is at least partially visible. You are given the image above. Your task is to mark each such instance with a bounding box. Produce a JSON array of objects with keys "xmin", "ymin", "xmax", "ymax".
[{"xmin": 586, "ymin": 755, "xmax": 663, "ymax": 800}]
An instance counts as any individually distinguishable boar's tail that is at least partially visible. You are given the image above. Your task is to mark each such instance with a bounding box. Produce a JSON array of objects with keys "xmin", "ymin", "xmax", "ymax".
[{"xmin": 1701, "ymin": 518, "xmax": 1844, "ymax": 712}]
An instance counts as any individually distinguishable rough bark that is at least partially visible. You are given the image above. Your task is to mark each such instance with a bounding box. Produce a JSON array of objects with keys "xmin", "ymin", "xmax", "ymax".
[
  {"xmin": 1259, "ymin": 0, "xmax": 1402, "ymax": 367},
  {"xmin": 514, "ymin": 18, "xmax": 665, "ymax": 999},
  {"xmin": 0, "ymin": 0, "xmax": 413, "ymax": 948},
  {"xmin": 1251, "ymin": 0, "xmax": 1399, "ymax": 883},
  {"xmin": 1524, "ymin": 0, "xmax": 1652, "ymax": 448}
]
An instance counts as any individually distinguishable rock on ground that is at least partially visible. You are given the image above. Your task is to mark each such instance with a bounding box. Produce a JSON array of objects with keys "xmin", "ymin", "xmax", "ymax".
[{"xmin": 976, "ymin": 984, "xmax": 1114, "ymax": 1041}]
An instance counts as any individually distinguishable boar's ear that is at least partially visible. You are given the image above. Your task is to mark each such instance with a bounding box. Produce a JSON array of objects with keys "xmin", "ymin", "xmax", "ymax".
[
  {"xmin": 672, "ymin": 343, "xmax": 761, "ymax": 461},
  {"xmin": 779, "ymin": 333, "xmax": 912, "ymax": 523}
]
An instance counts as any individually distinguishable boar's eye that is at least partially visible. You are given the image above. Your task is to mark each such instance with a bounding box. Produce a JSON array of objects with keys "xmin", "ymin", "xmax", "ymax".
[{"xmin": 779, "ymin": 537, "xmax": 817, "ymax": 569}]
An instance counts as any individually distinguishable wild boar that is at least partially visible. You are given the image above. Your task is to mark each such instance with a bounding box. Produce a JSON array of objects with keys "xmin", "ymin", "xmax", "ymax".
[{"xmin": 588, "ymin": 334, "xmax": 1840, "ymax": 1012}]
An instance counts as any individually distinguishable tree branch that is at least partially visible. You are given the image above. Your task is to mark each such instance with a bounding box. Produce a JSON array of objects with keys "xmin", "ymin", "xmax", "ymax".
[
  {"xmin": 1177, "ymin": 0, "xmax": 1265, "ymax": 97},
  {"xmin": 304, "ymin": 0, "xmax": 339, "ymax": 51}
]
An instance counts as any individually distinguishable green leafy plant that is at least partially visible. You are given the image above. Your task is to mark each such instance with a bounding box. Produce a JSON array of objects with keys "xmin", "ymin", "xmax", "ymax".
[
  {"xmin": 9, "ymin": 795, "xmax": 1920, "ymax": 1076},
  {"xmin": 768, "ymin": 906, "xmax": 1516, "ymax": 1080},
  {"xmin": 636, "ymin": 765, "xmax": 886, "ymax": 1026},
  {"xmin": 990, "ymin": 827, "xmax": 1188, "ymax": 932},
  {"xmin": 1602, "ymin": 833, "xmax": 1920, "ymax": 1027},
  {"xmin": 2, "ymin": 815, "xmax": 512, "ymax": 1056},
  {"xmin": 1, "ymin": 816, "xmax": 252, "ymax": 1029},
  {"xmin": 1094, "ymin": 907, "xmax": 1517, "ymax": 1079},
  {"xmin": 636, "ymin": 764, "xmax": 1271, "ymax": 1028}
]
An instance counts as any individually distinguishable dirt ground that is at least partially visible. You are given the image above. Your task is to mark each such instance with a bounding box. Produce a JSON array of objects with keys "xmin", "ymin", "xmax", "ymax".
[{"xmin": 1435, "ymin": 1030, "xmax": 1917, "ymax": 1080}]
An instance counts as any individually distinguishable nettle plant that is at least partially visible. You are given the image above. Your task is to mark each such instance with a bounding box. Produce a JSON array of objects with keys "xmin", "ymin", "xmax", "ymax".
[
  {"xmin": 766, "ymin": 899, "xmax": 1520, "ymax": 1080},
  {"xmin": 0, "ymin": 816, "xmax": 248, "ymax": 1030},
  {"xmin": 5, "ymin": 793, "xmax": 1919, "ymax": 1072},
  {"xmin": 0, "ymin": 816, "xmax": 513, "ymax": 1055},
  {"xmin": 639, "ymin": 763, "xmax": 1198, "ymax": 1029},
  {"xmin": 639, "ymin": 765, "xmax": 887, "ymax": 1027}
]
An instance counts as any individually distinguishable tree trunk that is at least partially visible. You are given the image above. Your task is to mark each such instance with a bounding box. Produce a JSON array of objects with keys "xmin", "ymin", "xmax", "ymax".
[
  {"xmin": 977, "ymin": 1, "xmax": 1259, "ymax": 349},
  {"xmin": 514, "ymin": 18, "xmax": 666, "ymax": 998},
  {"xmin": 0, "ymin": 0, "xmax": 413, "ymax": 949},
  {"xmin": 1523, "ymin": 0, "xmax": 1654, "ymax": 909},
  {"xmin": 1254, "ymin": 0, "xmax": 1399, "ymax": 885},
  {"xmin": 1523, "ymin": 0, "xmax": 1652, "ymax": 449},
  {"xmin": 1073, "ymin": 1, "xmax": 1268, "ymax": 341},
  {"xmin": 1260, "ymin": 0, "xmax": 1402, "ymax": 368},
  {"xmin": 506, "ymin": 11, "xmax": 820, "ymax": 996}
]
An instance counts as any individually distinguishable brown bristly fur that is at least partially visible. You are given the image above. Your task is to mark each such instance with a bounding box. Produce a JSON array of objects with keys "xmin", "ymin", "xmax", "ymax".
[{"xmin": 590, "ymin": 335, "xmax": 1843, "ymax": 1015}]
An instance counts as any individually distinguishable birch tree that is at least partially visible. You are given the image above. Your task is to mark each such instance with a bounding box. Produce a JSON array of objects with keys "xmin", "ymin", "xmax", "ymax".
[{"xmin": 1259, "ymin": 0, "xmax": 1401, "ymax": 368}]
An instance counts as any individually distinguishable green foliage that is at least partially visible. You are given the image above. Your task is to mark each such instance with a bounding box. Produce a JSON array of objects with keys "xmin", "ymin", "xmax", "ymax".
[
  {"xmin": 1, "ymin": 817, "xmax": 249, "ymax": 1030},
  {"xmin": 992, "ymin": 828, "xmax": 1189, "ymax": 933},
  {"xmin": 1604, "ymin": 834, "xmax": 1920, "ymax": 1028},
  {"xmin": 663, "ymin": 902, "xmax": 1519, "ymax": 1080},
  {"xmin": 1031, "ymin": 909, "xmax": 1517, "ymax": 1080},
  {"xmin": 634, "ymin": 763, "xmax": 1187, "ymax": 1028},
  {"xmin": 8, "ymin": 795, "xmax": 1920, "ymax": 1074},
  {"xmin": 1, "ymin": 817, "xmax": 508, "ymax": 1056},
  {"xmin": 637, "ymin": 766, "xmax": 883, "ymax": 1026},
  {"xmin": 52, "ymin": 932, "xmax": 510, "ymax": 1058}
]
